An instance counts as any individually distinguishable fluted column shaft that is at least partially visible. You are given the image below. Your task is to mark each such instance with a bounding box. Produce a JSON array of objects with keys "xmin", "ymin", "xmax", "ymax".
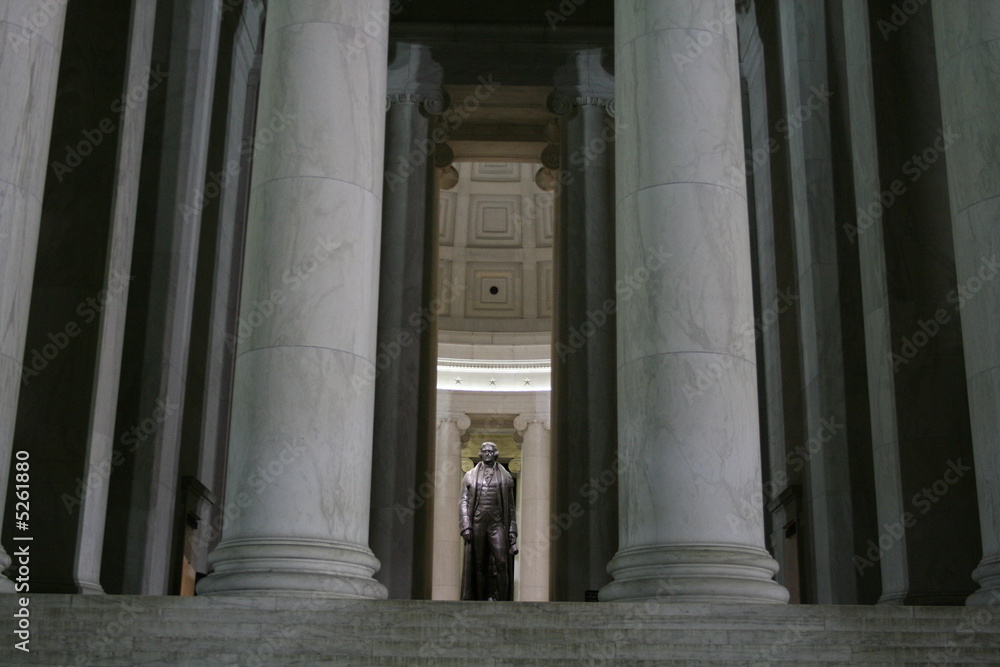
[
  {"xmin": 603, "ymin": 0, "xmax": 788, "ymax": 603},
  {"xmin": 430, "ymin": 415, "xmax": 468, "ymax": 600},
  {"xmin": 0, "ymin": 0, "xmax": 68, "ymax": 588},
  {"xmin": 198, "ymin": 0, "xmax": 389, "ymax": 598},
  {"xmin": 515, "ymin": 414, "xmax": 551, "ymax": 601},
  {"xmin": 551, "ymin": 95, "xmax": 618, "ymax": 599},
  {"xmin": 73, "ymin": 0, "xmax": 158, "ymax": 594},
  {"xmin": 369, "ymin": 92, "xmax": 441, "ymax": 599},
  {"xmin": 933, "ymin": 0, "xmax": 1000, "ymax": 606}
]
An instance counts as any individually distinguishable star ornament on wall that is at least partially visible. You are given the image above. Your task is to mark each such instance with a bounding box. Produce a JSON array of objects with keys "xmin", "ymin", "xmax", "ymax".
[
  {"xmin": 524, "ymin": 378, "xmax": 531, "ymax": 386},
  {"xmin": 454, "ymin": 377, "xmax": 462, "ymax": 385}
]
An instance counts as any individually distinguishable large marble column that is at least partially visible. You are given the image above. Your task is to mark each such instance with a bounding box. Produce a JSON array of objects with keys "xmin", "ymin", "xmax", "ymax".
[
  {"xmin": 602, "ymin": 0, "xmax": 788, "ymax": 603},
  {"xmin": 550, "ymin": 89, "xmax": 619, "ymax": 600},
  {"xmin": 514, "ymin": 413, "xmax": 551, "ymax": 601},
  {"xmin": 369, "ymin": 43, "xmax": 445, "ymax": 599},
  {"xmin": 197, "ymin": 0, "xmax": 389, "ymax": 599},
  {"xmin": 0, "ymin": 0, "xmax": 68, "ymax": 589},
  {"xmin": 430, "ymin": 414, "xmax": 468, "ymax": 600},
  {"xmin": 934, "ymin": 0, "xmax": 1000, "ymax": 606}
]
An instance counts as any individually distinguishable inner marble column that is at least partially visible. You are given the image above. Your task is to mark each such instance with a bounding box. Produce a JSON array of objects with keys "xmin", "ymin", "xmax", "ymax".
[
  {"xmin": 602, "ymin": 0, "xmax": 788, "ymax": 603},
  {"xmin": 73, "ymin": 0, "xmax": 158, "ymax": 594},
  {"xmin": 550, "ymin": 91, "xmax": 619, "ymax": 600},
  {"xmin": 933, "ymin": 0, "xmax": 1000, "ymax": 607},
  {"xmin": 430, "ymin": 414, "xmax": 468, "ymax": 600},
  {"xmin": 197, "ymin": 0, "xmax": 389, "ymax": 598},
  {"xmin": 369, "ymin": 43, "xmax": 445, "ymax": 599},
  {"xmin": 0, "ymin": 0, "xmax": 68, "ymax": 589},
  {"xmin": 777, "ymin": 0, "xmax": 858, "ymax": 604},
  {"xmin": 515, "ymin": 414, "xmax": 552, "ymax": 601}
]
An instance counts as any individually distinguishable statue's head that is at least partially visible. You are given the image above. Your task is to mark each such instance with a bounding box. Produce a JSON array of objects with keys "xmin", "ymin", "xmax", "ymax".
[{"xmin": 479, "ymin": 441, "xmax": 498, "ymax": 464}]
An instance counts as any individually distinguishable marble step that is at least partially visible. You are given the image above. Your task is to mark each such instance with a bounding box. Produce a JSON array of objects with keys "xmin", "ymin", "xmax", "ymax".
[
  {"xmin": 27, "ymin": 618, "xmax": 1000, "ymax": 647},
  {"xmin": 18, "ymin": 597, "xmax": 999, "ymax": 624},
  {"xmin": 11, "ymin": 644, "xmax": 1000, "ymax": 667},
  {"xmin": 4, "ymin": 595, "xmax": 1000, "ymax": 665}
]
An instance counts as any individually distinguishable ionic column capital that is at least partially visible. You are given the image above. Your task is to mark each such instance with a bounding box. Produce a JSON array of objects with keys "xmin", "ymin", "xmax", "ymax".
[
  {"xmin": 385, "ymin": 89, "xmax": 450, "ymax": 116},
  {"xmin": 438, "ymin": 413, "xmax": 471, "ymax": 432},
  {"xmin": 547, "ymin": 90, "xmax": 615, "ymax": 118},
  {"xmin": 513, "ymin": 413, "xmax": 551, "ymax": 433}
]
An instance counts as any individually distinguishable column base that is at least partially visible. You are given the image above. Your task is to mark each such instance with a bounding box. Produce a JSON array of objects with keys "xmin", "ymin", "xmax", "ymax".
[
  {"xmin": 197, "ymin": 538, "xmax": 388, "ymax": 599},
  {"xmin": 75, "ymin": 581, "xmax": 106, "ymax": 594},
  {"xmin": 599, "ymin": 544, "xmax": 789, "ymax": 604},
  {"xmin": 967, "ymin": 556, "xmax": 1000, "ymax": 607}
]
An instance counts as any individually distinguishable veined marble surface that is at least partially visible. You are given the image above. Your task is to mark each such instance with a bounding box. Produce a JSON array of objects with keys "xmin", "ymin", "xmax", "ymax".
[
  {"xmin": 201, "ymin": 0, "xmax": 390, "ymax": 599},
  {"xmin": 0, "ymin": 0, "xmax": 67, "ymax": 588},
  {"xmin": 606, "ymin": 0, "xmax": 786, "ymax": 604}
]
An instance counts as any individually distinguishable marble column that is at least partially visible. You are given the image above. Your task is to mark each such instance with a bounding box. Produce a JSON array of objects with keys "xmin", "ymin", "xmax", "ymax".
[
  {"xmin": 933, "ymin": 0, "xmax": 1000, "ymax": 606},
  {"xmin": 777, "ymin": 0, "xmax": 857, "ymax": 604},
  {"xmin": 430, "ymin": 414, "xmax": 468, "ymax": 600},
  {"xmin": 549, "ymin": 91, "xmax": 618, "ymax": 600},
  {"xmin": 0, "ymin": 0, "xmax": 68, "ymax": 589},
  {"xmin": 72, "ymin": 0, "xmax": 158, "ymax": 594},
  {"xmin": 189, "ymin": 3, "xmax": 266, "ymax": 578},
  {"xmin": 602, "ymin": 0, "xmax": 788, "ymax": 603},
  {"xmin": 369, "ymin": 46, "xmax": 446, "ymax": 599},
  {"xmin": 119, "ymin": 0, "xmax": 222, "ymax": 595},
  {"xmin": 514, "ymin": 414, "xmax": 551, "ymax": 601},
  {"xmin": 197, "ymin": 0, "xmax": 389, "ymax": 599},
  {"xmin": 840, "ymin": 0, "xmax": 909, "ymax": 603}
]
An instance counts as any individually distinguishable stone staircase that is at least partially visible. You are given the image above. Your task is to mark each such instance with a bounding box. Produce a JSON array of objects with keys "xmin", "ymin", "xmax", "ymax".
[{"xmin": 1, "ymin": 594, "xmax": 999, "ymax": 665}]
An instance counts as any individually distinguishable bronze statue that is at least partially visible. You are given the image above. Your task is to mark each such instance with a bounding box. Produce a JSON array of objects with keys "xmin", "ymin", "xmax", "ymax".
[{"xmin": 459, "ymin": 441, "xmax": 517, "ymax": 600}]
